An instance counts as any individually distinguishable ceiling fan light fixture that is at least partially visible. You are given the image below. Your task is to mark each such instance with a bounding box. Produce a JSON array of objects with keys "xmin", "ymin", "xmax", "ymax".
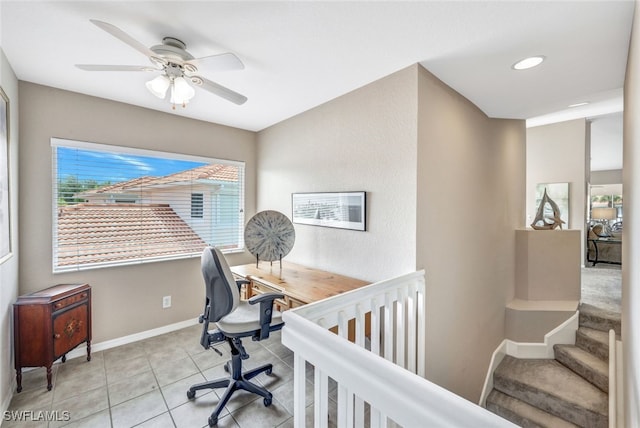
[
  {"xmin": 146, "ymin": 75, "xmax": 170, "ymax": 99},
  {"xmin": 170, "ymin": 76, "xmax": 196, "ymax": 107},
  {"xmin": 512, "ymin": 55, "xmax": 545, "ymax": 70}
]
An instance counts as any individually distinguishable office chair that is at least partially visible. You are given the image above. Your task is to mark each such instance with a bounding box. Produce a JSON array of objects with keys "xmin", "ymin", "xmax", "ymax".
[{"xmin": 187, "ymin": 246, "xmax": 285, "ymax": 427}]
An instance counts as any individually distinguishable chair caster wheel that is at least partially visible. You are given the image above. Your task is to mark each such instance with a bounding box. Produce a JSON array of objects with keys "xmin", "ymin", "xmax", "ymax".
[
  {"xmin": 208, "ymin": 415, "xmax": 218, "ymax": 426},
  {"xmin": 264, "ymin": 397, "xmax": 272, "ymax": 406},
  {"xmin": 266, "ymin": 367, "xmax": 272, "ymax": 375},
  {"xmin": 224, "ymin": 363, "xmax": 230, "ymax": 373},
  {"xmin": 186, "ymin": 390, "xmax": 196, "ymax": 400}
]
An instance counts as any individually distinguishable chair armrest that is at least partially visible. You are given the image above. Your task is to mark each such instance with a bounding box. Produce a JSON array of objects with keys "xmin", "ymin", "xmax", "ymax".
[
  {"xmin": 235, "ymin": 279, "xmax": 250, "ymax": 292},
  {"xmin": 248, "ymin": 292, "xmax": 284, "ymax": 340}
]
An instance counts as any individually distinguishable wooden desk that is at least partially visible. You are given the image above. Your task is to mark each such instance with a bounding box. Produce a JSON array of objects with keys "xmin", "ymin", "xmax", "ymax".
[{"xmin": 231, "ymin": 261, "xmax": 369, "ymax": 311}]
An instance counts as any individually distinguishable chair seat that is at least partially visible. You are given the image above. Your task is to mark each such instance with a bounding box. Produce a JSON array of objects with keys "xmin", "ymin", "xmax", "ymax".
[{"xmin": 216, "ymin": 301, "xmax": 283, "ymax": 335}]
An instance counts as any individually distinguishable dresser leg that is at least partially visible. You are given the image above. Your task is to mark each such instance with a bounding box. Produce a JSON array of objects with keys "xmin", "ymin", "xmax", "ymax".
[
  {"xmin": 46, "ymin": 365, "xmax": 52, "ymax": 391},
  {"xmin": 16, "ymin": 369, "xmax": 22, "ymax": 393},
  {"xmin": 87, "ymin": 341, "xmax": 91, "ymax": 361}
]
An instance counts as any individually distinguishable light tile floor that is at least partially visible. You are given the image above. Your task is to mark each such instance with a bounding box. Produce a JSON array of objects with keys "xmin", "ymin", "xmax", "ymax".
[{"xmin": 5, "ymin": 325, "xmax": 334, "ymax": 428}]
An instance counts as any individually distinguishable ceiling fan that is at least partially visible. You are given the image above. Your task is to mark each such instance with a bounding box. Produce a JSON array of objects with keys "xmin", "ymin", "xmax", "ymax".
[{"xmin": 76, "ymin": 19, "xmax": 247, "ymax": 108}]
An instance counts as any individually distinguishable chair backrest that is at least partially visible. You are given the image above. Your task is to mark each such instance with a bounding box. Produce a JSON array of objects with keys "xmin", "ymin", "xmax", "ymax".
[{"xmin": 201, "ymin": 246, "xmax": 240, "ymax": 322}]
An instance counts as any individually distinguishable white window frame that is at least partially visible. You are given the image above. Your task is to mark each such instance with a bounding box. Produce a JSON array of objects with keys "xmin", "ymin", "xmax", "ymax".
[{"xmin": 51, "ymin": 138, "xmax": 245, "ymax": 272}]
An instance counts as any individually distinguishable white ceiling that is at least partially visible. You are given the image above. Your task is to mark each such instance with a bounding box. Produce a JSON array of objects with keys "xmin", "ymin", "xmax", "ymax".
[{"xmin": 0, "ymin": 1, "xmax": 633, "ymax": 169}]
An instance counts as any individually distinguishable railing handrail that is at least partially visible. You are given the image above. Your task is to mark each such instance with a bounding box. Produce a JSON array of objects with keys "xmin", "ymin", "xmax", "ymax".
[
  {"xmin": 290, "ymin": 270, "xmax": 425, "ymax": 321},
  {"xmin": 283, "ymin": 309, "xmax": 515, "ymax": 427},
  {"xmin": 282, "ymin": 270, "xmax": 517, "ymax": 427},
  {"xmin": 609, "ymin": 329, "xmax": 616, "ymax": 428}
]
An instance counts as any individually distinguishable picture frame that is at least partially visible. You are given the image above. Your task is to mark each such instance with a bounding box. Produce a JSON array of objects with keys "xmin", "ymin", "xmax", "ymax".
[
  {"xmin": 535, "ymin": 182, "xmax": 569, "ymax": 228},
  {"xmin": 292, "ymin": 191, "xmax": 366, "ymax": 231},
  {"xmin": 0, "ymin": 87, "xmax": 11, "ymax": 263}
]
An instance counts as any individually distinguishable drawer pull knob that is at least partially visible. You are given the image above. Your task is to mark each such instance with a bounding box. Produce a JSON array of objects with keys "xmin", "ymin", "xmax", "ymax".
[
  {"xmin": 54, "ymin": 334, "xmax": 60, "ymax": 339},
  {"xmin": 55, "ymin": 303, "xmax": 62, "ymax": 308}
]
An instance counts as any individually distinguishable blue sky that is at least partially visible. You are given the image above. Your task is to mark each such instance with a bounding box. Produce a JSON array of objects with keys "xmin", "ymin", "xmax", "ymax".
[{"xmin": 57, "ymin": 147, "xmax": 206, "ymax": 183}]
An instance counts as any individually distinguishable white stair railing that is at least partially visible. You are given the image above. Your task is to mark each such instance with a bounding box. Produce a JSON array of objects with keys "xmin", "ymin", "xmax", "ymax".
[{"xmin": 281, "ymin": 270, "xmax": 515, "ymax": 427}]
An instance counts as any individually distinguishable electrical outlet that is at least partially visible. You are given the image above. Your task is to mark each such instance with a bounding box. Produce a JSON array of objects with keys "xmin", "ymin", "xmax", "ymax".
[{"xmin": 162, "ymin": 295, "xmax": 171, "ymax": 309}]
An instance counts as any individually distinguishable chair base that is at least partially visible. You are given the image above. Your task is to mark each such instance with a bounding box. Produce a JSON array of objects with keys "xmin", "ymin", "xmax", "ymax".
[{"xmin": 187, "ymin": 352, "xmax": 274, "ymax": 427}]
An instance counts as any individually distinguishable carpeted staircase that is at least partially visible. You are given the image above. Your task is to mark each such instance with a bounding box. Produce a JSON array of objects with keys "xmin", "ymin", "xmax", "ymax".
[{"xmin": 486, "ymin": 303, "xmax": 621, "ymax": 427}]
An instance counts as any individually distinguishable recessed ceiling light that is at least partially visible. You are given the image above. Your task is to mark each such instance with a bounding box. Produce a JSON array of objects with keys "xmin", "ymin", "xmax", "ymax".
[
  {"xmin": 512, "ymin": 56, "xmax": 545, "ymax": 70},
  {"xmin": 568, "ymin": 102, "xmax": 589, "ymax": 108}
]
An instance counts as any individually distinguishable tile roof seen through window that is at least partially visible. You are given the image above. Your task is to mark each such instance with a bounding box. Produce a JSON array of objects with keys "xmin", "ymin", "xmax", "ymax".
[
  {"xmin": 80, "ymin": 164, "xmax": 238, "ymax": 195},
  {"xmin": 56, "ymin": 204, "xmax": 206, "ymax": 267}
]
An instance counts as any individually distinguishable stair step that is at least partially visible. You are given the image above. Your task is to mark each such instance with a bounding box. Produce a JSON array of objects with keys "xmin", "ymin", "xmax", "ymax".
[
  {"xmin": 493, "ymin": 355, "xmax": 607, "ymax": 427},
  {"xmin": 579, "ymin": 303, "xmax": 621, "ymax": 335},
  {"xmin": 487, "ymin": 389, "xmax": 579, "ymax": 428},
  {"xmin": 576, "ymin": 327, "xmax": 612, "ymax": 361},
  {"xmin": 554, "ymin": 344, "xmax": 609, "ymax": 392}
]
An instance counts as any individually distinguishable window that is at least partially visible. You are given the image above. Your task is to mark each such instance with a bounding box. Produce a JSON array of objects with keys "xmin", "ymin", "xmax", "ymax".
[
  {"xmin": 52, "ymin": 138, "xmax": 245, "ymax": 272},
  {"xmin": 191, "ymin": 193, "xmax": 204, "ymax": 218}
]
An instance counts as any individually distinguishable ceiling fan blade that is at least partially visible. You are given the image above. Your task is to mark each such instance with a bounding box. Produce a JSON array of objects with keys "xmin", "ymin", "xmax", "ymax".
[
  {"xmin": 90, "ymin": 19, "xmax": 156, "ymax": 59},
  {"xmin": 191, "ymin": 76, "xmax": 247, "ymax": 105},
  {"xmin": 187, "ymin": 53, "xmax": 245, "ymax": 72},
  {"xmin": 75, "ymin": 64, "xmax": 158, "ymax": 72}
]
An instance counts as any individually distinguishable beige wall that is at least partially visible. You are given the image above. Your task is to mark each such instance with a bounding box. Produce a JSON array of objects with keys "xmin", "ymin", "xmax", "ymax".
[
  {"xmin": 0, "ymin": 48, "xmax": 20, "ymax": 414},
  {"xmin": 623, "ymin": 0, "xmax": 640, "ymax": 424},
  {"xmin": 526, "ymin": 120, "xmax": 589, "ymax": 257},
  {"xmin": 256, "ymin": 66, "xmax": 418, "ymax": 282},
  {"xmin": 416, "ymin": 66, "xmax": 525, "ymax": 401},
  {"xmin": 515, "ymin": 230, "xmax": 581, "ymax": 301},
  {"xmin": 18, "ymin": 82, "xmax": 257, "ymax": 343},
  {"xmin": 258, "ymin": 64, "xmax": 526, "ymax": 402}
]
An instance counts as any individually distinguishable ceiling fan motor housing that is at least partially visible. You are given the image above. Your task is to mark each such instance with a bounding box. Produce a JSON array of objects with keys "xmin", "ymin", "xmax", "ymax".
[{"xmin": 150, "ymin": 37, "xmax": 195, "ymax": 64}]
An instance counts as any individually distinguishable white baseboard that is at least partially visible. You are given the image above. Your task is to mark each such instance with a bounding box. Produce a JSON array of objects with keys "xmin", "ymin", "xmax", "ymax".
[
  {"xmin": 0, "ymin": 318, "xmax": 199, "ymax": 421},
  {"xmin": 478, "ymin": 340, "xmax": 507, "ymax": 407},
  {"xmin": 64, "ymin": 317, "xmax": 199, "ymax": 361},
  {"xmin": 1, "ymin": 377, "xmax": 17, "ymax": 421},
  {"xmin": 479, "ymin": 310, "xmax": 579, "ymax": 407},
  {"xmin": 505, "ymin": 311, "xmax": 579, "ymax": 359}
]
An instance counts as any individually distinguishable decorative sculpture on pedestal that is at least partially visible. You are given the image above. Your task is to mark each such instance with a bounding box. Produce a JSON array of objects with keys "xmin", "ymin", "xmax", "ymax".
[
  {"xmin": 244, "ymin": 210, "xmax": 295, "ymax": 267},
  {"xmin": 531, "ymin": 188, "xmax": 565, "ymax": 230}
]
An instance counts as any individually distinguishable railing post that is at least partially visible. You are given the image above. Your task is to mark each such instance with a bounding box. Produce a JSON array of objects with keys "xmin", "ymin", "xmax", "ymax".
[
  {"xmin": 294, "ymin": 353, "xmax": 307, "ymax": 428},
  {"xmin": 417, "ymin": 278, "xmax": 426, "ymax": 377},
  {"xmin": 609, "ymin": 329, "xmax": 616, "ymax": 428},
  {"xmin": 371, "ymin": 297, "xmax": 380, "ymax": 357},
  {"xmin": 282, "ymin": 271, "xmax": 515, "ymax": 428},
  {"xmin": 384, "ymin": 292, "xmax": 393, "ymax": 362},
  {"xmin": 314, "ymin": 368, "xmax": 329, "ymax": 428}
]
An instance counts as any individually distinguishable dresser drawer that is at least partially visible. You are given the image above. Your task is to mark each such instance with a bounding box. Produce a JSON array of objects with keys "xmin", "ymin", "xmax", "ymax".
[{"xmin": 52, "ymin": 291, "xmax": 89, "ymax": 312}]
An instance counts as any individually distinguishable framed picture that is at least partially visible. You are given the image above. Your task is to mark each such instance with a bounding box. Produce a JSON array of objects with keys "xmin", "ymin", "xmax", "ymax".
[
  {"xmin": 292, "ymin": 191, "xmax": 366, "ymax": 231},
  {"xmin": 0, "ymin": 87, "xmax": 11, "ymax": 263},
  {"xmin": 535, "ymin": 182, "xmax": 569, "ymax": 228}
]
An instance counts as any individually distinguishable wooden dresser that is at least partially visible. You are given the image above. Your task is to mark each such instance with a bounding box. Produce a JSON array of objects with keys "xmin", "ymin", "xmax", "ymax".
[{"xmin": 13, "ymin": 283, "xmax": 92, "ymax": 392}]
